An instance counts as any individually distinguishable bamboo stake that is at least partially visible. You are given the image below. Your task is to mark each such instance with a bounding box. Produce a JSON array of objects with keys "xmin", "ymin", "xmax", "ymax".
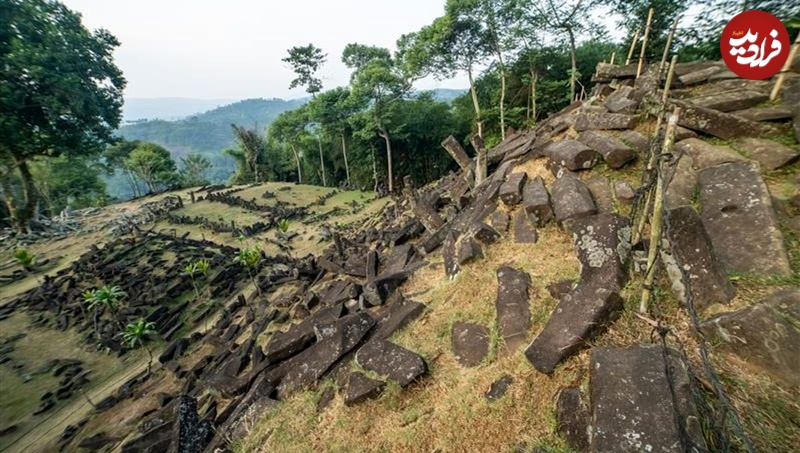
[
  {"xmin": 640, "ymin": 107, "xmax": 680, "ymax": 314},
  {"xmin": 633, "ymin": 56, "xmax": 678, "ymax": 245},
  {"xmin": 626, "ymin": 29, "xmax": 640, "ymax": 65},
  {"xmin": 770, "ymin": 32, "xmax": 800, "ymax": 100},
  {"xmin": 610, "ymin": 51, "xmax": 617, "ymax": 65},
  {"xmin": 637, "ymin": 8, "xmax": 655, "ymax": 78},
  {"xmin": 659, "ymin": 17, "xmax": 680, "ymax": 77}
]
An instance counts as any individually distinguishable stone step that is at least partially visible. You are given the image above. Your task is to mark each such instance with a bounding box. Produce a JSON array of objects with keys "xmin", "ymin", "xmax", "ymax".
[{"xmin": 735, "ymin": 137, "xmax": 800, "ymax": 170}]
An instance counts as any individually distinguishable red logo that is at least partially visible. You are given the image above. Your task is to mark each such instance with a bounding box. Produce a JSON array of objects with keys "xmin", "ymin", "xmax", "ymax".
[{"xmin": 720, "ymin": 10, "xmax": 790, "ymax": 80}]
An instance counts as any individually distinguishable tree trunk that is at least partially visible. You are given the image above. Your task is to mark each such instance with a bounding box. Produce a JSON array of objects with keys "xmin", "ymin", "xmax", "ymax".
[
  {"xmin": 371, "ymin": 149, "xmax": 378, "ymax": 192},
  {"xmin": 567, "ymin": 27, "xmax": 577, "ymax": 103},
  {"xmin": 378, "ymin": 129, "xmax": 393, "ymax": 193},
  {"xmin": 467, "ymin": 67, "xmax": 483, "ymax": 138},
  {"xmin": 13, "ymin": 157, "xmax": 37, "ymax": 233},
  {"xmin": 290, "ymin": 143, "xmax": 302, "ymax": 184},
  {"xmin": 531, "ymin": 71, "xmax": 538, "ymax": 122},
  {"xmin": 317, "ymin": 133, "xmax": 326, "ymax": 187},
  {"xmin": 341, "ymin": 130, "xmax": 350, "ymax": 187},
  {"xmin": 496, "ymin": 50, "xmax": 507, "ymax": 141}
]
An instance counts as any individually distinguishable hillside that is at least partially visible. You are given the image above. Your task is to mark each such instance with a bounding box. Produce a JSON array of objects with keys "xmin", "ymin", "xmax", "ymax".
[
  {"xmin": 2, "ymin": 61, "xmax": 799, "ymax": 453},
  {"xmin": 118, "ymin": 98, "xmax": 309, "ymax": 156},
  {"xmin": 122, "ymin": 98, "xmax": 235, "ymax": 122}
]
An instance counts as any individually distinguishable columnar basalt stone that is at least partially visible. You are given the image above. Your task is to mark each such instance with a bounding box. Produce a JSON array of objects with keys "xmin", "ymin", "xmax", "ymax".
[
  {"xmin": 603, "ymin": 86, "xmax": 639, "ymax": 113},
  {"xmin": 273, "ymin": 313, "xmax": 375, "ymax": 399},
  {"xmin": 613, "ymin": 181, "xmax": 635, "ymax": 205},
  {"xmin": 701, "ymin": 301, "xmax": 800, "ymax": 387},
  {"xmin": 495, "ymin": 266, "xmax": 532, "ymax": 354},
  {"xmin": 671, "ymin": 99, "xmax": 777, "ymax": 139},
  {"xmin": 780, "ymin": 78, "xmax": 800, "ymax": 142},
  {"xmin": 556, "ymin": 388, "xmax": 590, "ymax": 452},
  {"xmin": 660, "ymin": 206, "xmax": 735, "ymax": 311},
  {"xmin": 265, "ymin": 303, "xmax": 344, "ymax": 363},
  {"xmin": 451, "ymin": 322, "xmax": 490, "ymax": 368},
  {"xmin": 355, "ymin": 340, "xmax": 426, "ymax": 387},
  {"xmin": 734, "ymin": 106, "xmax": 793, "ymax": 122},
  {"xmin": 589, "ymin": 345, "xmax": 704, "ymax": 453},
  {"xmin": 574, "ymin": 113, "xmax": 638, "ymax": 131},
  {"xmin": 371, "ymin": 296, "xmax": 425, "ymax": 341},
  {"xmin": 499, "ymin": 172, "xmax": 529, "ymax": 206},
  {"xmin": 345, "ymin": 372, "xmax": 386, "ymax": 405},
  {"xmin": 620, "ymin": 130, "xmax": 651, "ymax": 154},
  {"xmin": 678, "ymin": 66, "xmax": 722, "ymax": 85},
  {"xmin": 457, "ymin": 237, "xmax": 484, "ymax": 266},
  {"xmin": 551, "ymin": 175, "xmax": 597, "ymax": 225},
  {"xmin": 674, "ymin": 138, "xmax": 745, "ymax": 170},
  {"xmin": 663, "ymin": 153, "xmax": 697, "ymax": 209},
  {"xmin": 491, "ymin": 210, "xmax": 510, "ymax": 232},
  {"xmin": 525, "ymin": 284, "xmax": 623, "ymax": 374},
  {"xmin": 577, "ymin": 131, "xmax": 636, "ymax": 169},
  {"xmin": 443, "ymin": 230, "xmax": 459, "ymax": 279},
  {"xmin": 522, "ymin": 176, "xmax": 553, "ymax": 227},
  {"xmin": 571, "ymin": 213, "xmax": 631, "ymax": 291},
  {"xmin": 735, "ymin": 137, "xmax": 800, "ymax": 170},
  {"xmin": 544, "ymin": 140, "xmax": 599, "ymax": 171},
  {"xmin": 698, "ymin": 161, "xmax": 791, "ymax": 276},
  {"xmin": 170, "ymin": 396, "xmax": 212, "ymax": 453},
  {"xmin": 585, "ymin": 177, "xmax": 614, "ymax": 213},
  {"xmin": 513, "ymin": 210, "xmax": 538, "ymax": 244},
  {"xmin": 690, "ymin": 90, "xmax": 769, "ymax": 112}
]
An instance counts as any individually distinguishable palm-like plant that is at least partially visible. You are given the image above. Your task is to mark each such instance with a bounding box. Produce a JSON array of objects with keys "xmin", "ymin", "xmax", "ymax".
[
  {"xmin": 234, "ymin": 246, "xmax": 262, "ymax": 296},
  {"xmin": 121, "ymin": 318, "xmax": 157, "ymax": 374},
  {"xmin": 195, "ymin": 259, "xmax": 211, "ymax": 278},
  {"xmin": 84, "ymin": 285, "xmax": 127, "ymax": 333},
  {"xmin": 184, "ymin": 262, "xmax": 200, "ymax": 299},
  {"xmin": 278, "ymin": 218, "xmax": 290, "ymax": 234}
]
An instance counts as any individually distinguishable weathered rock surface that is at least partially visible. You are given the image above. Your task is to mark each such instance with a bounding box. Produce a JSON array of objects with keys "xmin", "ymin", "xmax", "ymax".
[
  {"xmin": 551, "ymin": 175, "xmax": 597, "ymax": 225},
  {"xmin": 613, "ymin": 181, "xmax": 635, "ymax": 205},
  {"xmin": 577, "ymin": 131, "xmax": 636, "ymax": 169},
  {"xmin": 485, "ymin": 375, "xmax": 514, "ymax": 401},
  {"xmin": 701, "ymin": 301, "xmax": 800, "ymax": 387},
  {"xmin": 571, "ymin": 213, "xmax": 631, "ymax": 291},
  {"xmin": 620, "ymin": 130, "xmax": 650, "ymax": 153},
  {"xmin": 661, "ymin": 206, "xmax": 735, "ymax": 311},
  {"xmin": 736, "ymin": 137, "xmax": 800, "ymax": 170},
  {"xmin": 525, "ymin": 284, "xmax": 622, "ymax": 374},
  {"xmin": 522, "ymin": 176, "xmax": 553, "ymax": 227},
  {"xmin": 544, "ymin": 140, "xmax": 599, "ymax": 171},
  {"xmin": 585, "ymin": 177, "xmax": 614, "ymax": 213},
  {"xmin": 355, "ymin": 340, "xmax": 426, "ymax": 387},
  {"xmin": 371, "ymin": 296, "xmax": 425, "ymax": 341},
  {"xmin": 495, "ymin": 267, "xmax": 532, "ymax": 354},
  {"xmin": 170, "ymin": 396, "xmax": 212, "ymax": 453},
  {"xmin": 457, "ymin": 237, "xmax": 484, "ymax": 266},
  {"xmin": 451, "ymin": 322, "xmax": 490, "ymax": 368},
  {"xmin": 345, "ymin": 372, "xmax": 386, "ymax": 405},
  {"xmin": 735, "ymin": 106, "xmax": 793, "ymax": 122},
  {"xmin": 671, "ymin": 99, "xmax": 776, "ymax": 139},
  {"xmin": 265, "ymin": 304, "xmax": 343, "ymax": 363},
  {"xmin": 698, "ymin": 161, "xmax": 791, "ymax": 276},
  {"xmin": 556, "ymin": 388, "xmax": 589, "ymax": 452},
  {"xmin": 589, "ymin": 345, "xmax": 703, "ymax": 453},
  {"xmin": 500, "ymin": 172, "xmax": 528, "ymax": 206},
  {"xmin": 603, "ymin": 86, "xmax": 639, "ymax": 113},
  {"xmin": 513, "ymin": 210, "xmax": 538, "ymax": 244},
  {"xmin": 664, "ymin": 152, "xmax": 697, "ymax": 208},
  {"xmin": 574, "ymin": 113, "xmax": 638, "ymax": 131},
  {"xmin": 678, "ymin": 66, "xmax": 722, "ymax": 85},
  {"xmin": 674, "ymin": 138, "xmax": 744, "ymax": 171},
  {"xmin": 691, "ymin": 89, "xmax": 768, "ymax": 112},
  {"xmin": 491, "ymin": 210, "xmax": 510, "ymax": 232}
]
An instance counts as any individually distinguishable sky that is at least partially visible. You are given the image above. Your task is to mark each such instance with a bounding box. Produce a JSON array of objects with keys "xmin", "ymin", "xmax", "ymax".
[{"xmin": 61, "ymin": 0, "xmax": 471, "ymax": 100}]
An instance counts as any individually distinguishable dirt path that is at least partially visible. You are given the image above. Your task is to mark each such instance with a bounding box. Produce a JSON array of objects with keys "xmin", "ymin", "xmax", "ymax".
[{"xmin": 5, "ymin": 358, "xmax": 150, "ymax": 453}]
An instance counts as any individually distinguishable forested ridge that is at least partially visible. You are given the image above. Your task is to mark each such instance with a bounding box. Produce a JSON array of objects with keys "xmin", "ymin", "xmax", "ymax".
[{"xmin": 1, "ymin": 0, "xmax": 798, "ymax": 231}]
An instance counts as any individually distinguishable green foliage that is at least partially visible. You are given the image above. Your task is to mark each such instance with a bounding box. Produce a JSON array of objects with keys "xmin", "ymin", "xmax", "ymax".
[
  {"xmin": 83, "ymin": 285, "xmax": 127, "ymax": 311},
  {"xmin": 124, "ymin": 142, "xmax": 179, "ymax": 193},
  {"xmin": 195, "ymin": 259, "xmax": 211, "ymax": 277},
  {"xmin": 30, "ymin": 154, "xmax": 107, "ymax": 214},
  {"xmin": 121, "ymin": 318, "xmax": 156, "ymax": 349},
  {"xmin": 278, "ymin": 218, "xmax": 290, "ymax": 233},
  {"xmin": 179, "ymin": 154, "xmax": 213, "ymax": 187},
  {"xmin": 283, "ymin": 44, "xmax": 327, "ymax": 96},
  {"xmin": 0, "ymin": 0, "xmax": 125, "ymax": 231},
  {"xmin": 13, "ymin": 248, "xmax": 36, "ymax": 271},
  {"xmin": 234, "ymin": 246, "xmax": 261, "ymax": 270}
]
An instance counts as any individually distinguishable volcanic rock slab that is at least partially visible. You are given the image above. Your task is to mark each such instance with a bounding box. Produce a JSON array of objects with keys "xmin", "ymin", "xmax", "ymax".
[
  {"xmin": 735, "ymin": 137, "xmax": 800, "ymax": 170},
  {"xmin": 451, "ymin": 322, "xmax": 490, "ymax": 367},
  {"xmin": 355, "ymin": 340, "xmax": 426, "ymax": 387},
  {"xmin": 345, "ymin": 372, "xmax": 386, "ymax": 405},
  {"xmin": 495, "ymin": 267, "xmax": 532, "ymax": 354},
  {"xmin": 698, "ymin": 161, "xmax": 791, "ymax": 276},
  {"xmin": 574, "ymin": 113, "xmax": 638, "ymax": 131},
  {"xmin": 522, "ymin": 176, "xmax": 553, "ymax": 227},
  {"xmin": 577, "ymin": 131, "xmax": 636, "ymax": 169},
  {"xmin": 551, "ymin": 175, "xmax": 597, "ymax": 225},
  {"xmin": 500, "ymin": 172, "xmax": 528, "ymax": 206},
  {"xmin": 544, "ymin": 140, "xmax": 599, "ymax": 171}
]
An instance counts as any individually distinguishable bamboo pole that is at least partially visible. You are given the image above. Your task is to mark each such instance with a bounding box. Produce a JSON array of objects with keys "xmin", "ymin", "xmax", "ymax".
[
  {"xmin": 770, "ymin": 32, "xmax": 800, "ymax": 100},
  {"xmin": 626, "ymin": 28, "xmax": 640, "ymax": 65},
  {"xmin": 640, "ymin": 107, "xmax": 681, "ymax": 314},
  {"xmin": 633, "ymin": 55, "xmax": 677, "ymax": 246},
  {"xmin": 659, "ymin": 17, "xmax": 680, "ymax": 77},
  {"xmin": 610, "ymin": 51, "xmax": 617, "ymax": 65},
  {"xmin": 637, "ymin": 8, "xmax": 655, "ymax": 78}
]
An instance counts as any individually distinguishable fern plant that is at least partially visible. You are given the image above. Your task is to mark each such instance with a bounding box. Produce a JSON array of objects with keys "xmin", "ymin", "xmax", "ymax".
[{"xmin": 14, "ymin": 248, "xmax": 36, "ymax": 271}]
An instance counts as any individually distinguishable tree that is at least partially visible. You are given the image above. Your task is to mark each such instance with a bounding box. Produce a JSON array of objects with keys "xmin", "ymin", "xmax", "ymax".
[
  {"xmin": 343, "ymin": 44, "xmax": 413, "ymax": 193},
  {"xmin": 612, "ymin": 0, "xmax": 688, "ymax": 61},
  {"xmin": 307, "ymin": 87, "xmax": 365, "ymax": 187},
  {"xmin": 30, "ymin": 155, "xmax": 107, "ymax": 214},
  {"xmin": 0, "ymin": 0, "xmax": 125, "ymax": 232},
  {"xmin": 179, "ymin": 154, "xmax": 212, "ymax": 187},
  {"xmin": 125, "ymin": 143, "xmax": 178, "ymax": 193},
  {"xmin": 121, "ymin": 318, "xmax": 157, "ymax": 374},
  {"xmin": 104, "ymin": 139, "xmax": 145, "ymax": 198},
  {"xmin": 83, "ymin": 285, "xmax": 127, "ymax": 336},
  {"xmin": 283, "ymin": 44, "xmax": 327, "ymax": 97}
]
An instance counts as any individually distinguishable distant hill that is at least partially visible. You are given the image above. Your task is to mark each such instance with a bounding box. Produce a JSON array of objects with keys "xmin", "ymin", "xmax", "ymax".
[
  {"xmin": 426, "ymin": 88, "xmax": 467, "ymax": 103},
  {"xmin": 118, "ymin": 98, "xmax": 308, "ymax": 156},
  {"xmin": 123, "ymin": 98, "xmax": 235, "ymax": 122}
]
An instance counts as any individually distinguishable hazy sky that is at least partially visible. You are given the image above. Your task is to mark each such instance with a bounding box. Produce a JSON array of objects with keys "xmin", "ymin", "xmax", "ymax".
[{"xmin": 60, "ymin": 0, "xmax": 470, "ymax": 100}]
